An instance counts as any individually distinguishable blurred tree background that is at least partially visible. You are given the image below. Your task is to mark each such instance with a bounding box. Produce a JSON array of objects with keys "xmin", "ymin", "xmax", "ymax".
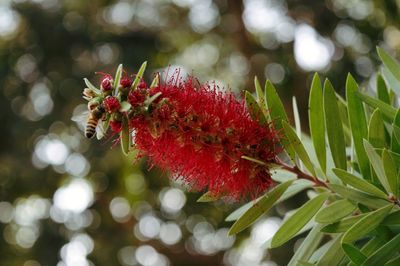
[{"xmin": 0, "ymin": 0, "xmax": 399, "ymax": 265}]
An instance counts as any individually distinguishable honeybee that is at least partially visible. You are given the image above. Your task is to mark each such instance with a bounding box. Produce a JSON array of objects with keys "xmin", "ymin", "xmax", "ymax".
[
  {"xmin": 72, "ymin": 104, "xmax": 107, "ymax": 140},
  {"xmin": 85, "ymin": 104, "xmax": 106, "ymax": 138}
]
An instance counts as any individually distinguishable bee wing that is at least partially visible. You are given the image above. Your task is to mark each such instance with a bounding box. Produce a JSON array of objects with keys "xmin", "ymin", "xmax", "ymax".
[
  {"xmin": 71, "ymin": 111, "xmax": 89, "ymax": 131},
  {"xmin": 96, "ymin": 120, "xmax": 108, "ymax": 140}
]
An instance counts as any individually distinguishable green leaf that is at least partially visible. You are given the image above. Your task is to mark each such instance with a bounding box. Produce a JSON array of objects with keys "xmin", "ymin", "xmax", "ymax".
[
  {"xmin": 228, "ymin": 180, "xmax": 293, "ymax": 235},
  {"xmin": 131, "ymin": 61, "xmax": 147, "ymax": 90},
  {"xmin": 119, "ymin": 101, "xmax": 131, "ymax": 112},
  {"xmin": 361, "ymin": 235, "xmax": 391, "ymax": 256},
  {"xmin": 382, "ymin": 150, "xmax": 398, "ymax": 197},
  {"xmin": 224, "ymin": 180, "xmax": 311, "ymax": 222},
  {"xmin": 315, "ymin": 199, "xmax": 356, "ymax": 224},
  {"xmin": 316, "ymin": 235, "xmax": 345, "ymax": 266},
  {"xmin": 113, "ymin": 64, "xmax": 123, "ymax": 90},
  {"xmin": 292, "ymin": 96, "xmax": 302, "ymax": 137},
  {"xmin": 356, "ymin": 91, "xmax": 396, "ymax": 121},
  {"xmin": 362, "ymin": 234, "xmax": 400, "ymax": 266},
  {"xmin": 84, "ymin": 78, "xmax": 102, "ymax": 95},
  {"xmin": 321, "ymin": 213, "xmax": 367, "ymax": 233},
  {"xmin": 385, "ymin": 255, "xmax": 400, "ymax": 266},
  {"xmin": 382, "ymin": 210, "xmax": 400, "ymax": 225},
  {"xmin": 342, "ymin": 204, "xmax": 393, "ymax": 243},
  {"xmin": 324, "ymin": 79, "xmax": 347, "ymax": 170},
  {"xmin": 364, "ymin": 140, "xmax": 392, "ymax": 194},
  {"xmin": 309, "ymin": 73, "xmax": 326, "ymax": 173},
  {"xmin": 254, "ymin": 76, "xmax": 269, "ymax": 120},
  {"xmin": 381, "ymin": 65, "xmax": 400, "ymax": 96},
  {"xmin": 328, "ymin": 184, "xmax": 389, "ymax": 209},
  {"xmin": 392, "ymin": 125, "xmax": 400, "ymax": 147},
  {"xmin": 120, "ymin": 115, "xmax": 130, "ymax": 155},
  {"xmin": 282, "ymin": 120, "xmax": 316, "ymax": 176},
  {"xmin": 377, "ymin": 73, "xmax": 390, "ymax": 104},
  {"xmin": 346, "ymin": 74, "xmax": 370, "ymax": 179},
  {"xmin": 368, "ymin": 109, "xmax": 386, "ymax": 149},
  {"xmin": 197, "ymin": 192, "xmax": 219, "ymax": 202},
  {"xmin": 377, "ymin": 47, "xmax": 400, "ymax": 84},
  {"xmin": 150, "ymin": 74, "xmax": 159, "ymax": 87},
  {"xmin": 271, "ymin": 192, "xmax": 330, "ymax": 248},
  {"xmin": 265, "ymin": 80, "xmax": 295, "ymax": 161},
  {"xmin": 332, "ymin": 168, "xmax": 387, "ymax": 199},
  {"xmin": 245, "ymin": 91, "xmax": 267, "ymax": 125},
  {"xmin": 288, "ymin": 224, "xmax": 324, "ymax": 266},
  {"xmin": 342, "ymin": 243, "xmax": 367, "ymax": 265}
]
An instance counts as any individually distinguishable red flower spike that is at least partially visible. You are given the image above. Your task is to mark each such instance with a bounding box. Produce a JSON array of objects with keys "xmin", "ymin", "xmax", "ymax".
[
  {"xmin": 129, "ymin": 76, "xmax": 281, "ymax": 200},
  {"xmin": 103, "ymin": 96, "xmax": 121, "ymax": 113}
]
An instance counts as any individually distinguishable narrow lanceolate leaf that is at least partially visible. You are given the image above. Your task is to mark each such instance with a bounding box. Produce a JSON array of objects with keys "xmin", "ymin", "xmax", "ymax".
[
  {"xmin": 342, "ymin": 204, "xmax": 393, "ymax": 243},
  {"xmin": 316, "ymin": 235, "xmax": 345, "ymax": 266},
  {"xmin": 377, "ymin": 47, "xmax": 400, "ymax": 83},
  {"xmin": 393, "ymin": 125, "xmax": 400, "ymax": 144},
  {"xmin": 228, "ymin": 180, "xmax": 293, "ymax": 235},
  {"xmin": 382, "ymin": 150, "xmax": 398, "ymax": 197},
  {"xmin": 309, "ymin": 73, "xmax": 326, "ymax": 173},
  {"xmin": 315, "ymin": 199, "xmax": 356, "ymax": 224},
  {"xmin": 321, "ymin": 213, "xmax": 367, "ymax": 233},
  {"xmin": 328, "ymin": 184, "xmax": 389, "ymax": 209},
  {"xmin": 346, "ymin": 74, "xmax": 370, "ymax": 179},
  {"xmin": 282, "ymin": 121, "xmax": 316, "ymax": 176},
  {"xmin": 271, "ymin": 193, "xmax": 330, "ymax": 248},
  {"xmin": 385, "ymin": 255, "xmax": 400, "ymax": 266},
  {"xmin": 355, "ymin": 91, "xmax": 396, "ymax": 121},
  {"xmin": 84, "ymin": 78, "xmax": 102, "ymax": 95},
  {"xmin": 391, "ymin": 110, "xmax": 400, "ymax": 153},
  {"xmin": 288, "ymin": 224, "xmax": 324, "ymax": 266},
  {"xmin": 362, "ymin": 234, "xmax": 400, "ymax": 266},
  {"xmin": 113, "ymin": 64, "xmax": 123, "ymax": 90},
  {"xmin": 342, "ymin": 243, "xmax": 367, "ymax": 265},
  {"xmin": 363, "ymin": 140, "xmax": 392, "ymax": 194},
  {"xmin": 265, "ymin": 80, "xmax": 295, "ymax": 161},
  {"xmin": 377, "ymin": 73, "xmax": 390, "ymax": 104},
  {"xmin": 361, "ymin": 235, "xmax": 391, "ymax": 256},
  {"xmin": 119, "ymin": 101, "xmax": 131, "ymax": 112},
  {"xmin": 368, "ymin": 109, "xmax": 386, "ymax": 149},
  {"xmin": 150, "ymin": 74, "xmax": 159, "ymax": 87},
  {"xmin": 324, "ymin": 79, "xmax": 347, "ymax": 170},
  {"xmin": 197, "ymin": 192, "xmax": 219, "ymax": 202},
  {"xmin": 120, "ymin": 115, "xmax": 130, "ymax": 155},
  {"xmin": 292, "ymin": 97, "xmax": 301, "ymax": 137},
  {"xmin": 382, "ymin": 210, "xmax": 400, "ymax": 225},
  {"xmin": 131, "ymin": 61, "xmax": 147, "ymax": 90},
  {"xmin": 245, "ymin": 91, "xmax": 267, "ymax": 125},
  {"xmin": 254, "ymin": 76, "xmax": 269, "ymax": 120},
  {"xmin": 381, "ymin": 65, "xmax": 400, "ymax": 97},
  {"xmin": 332, "ymin": 168, "xmax": 387, "ymax": 199},
  {"xmin": 224, "ymin": 180, "xmax": 311, "ymax": 222}
]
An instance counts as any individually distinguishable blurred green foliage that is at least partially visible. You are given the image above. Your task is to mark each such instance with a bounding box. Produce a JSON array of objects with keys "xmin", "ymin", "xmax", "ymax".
[{"xmin": 1, "ymin": 0, "xmax": 400, "ymax": 265}]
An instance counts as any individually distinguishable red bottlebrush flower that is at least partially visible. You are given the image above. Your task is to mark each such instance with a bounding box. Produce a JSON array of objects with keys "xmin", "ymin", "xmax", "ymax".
[
  {"xmin": 129, "ymin": 76, "xmax": 281, "ymax": 200},
  {"xmin": 110, "ymin": 119, "xmax": 122, "ymax": 133},
  {"xmin": 100, "ymin": 74, "xmax": 113, "ymax": 91},
  {"xmin": 103, "ymin": 96, "xmax": 121, "ymax": 113},
  {"xmin": 120, "ymin": 76, "xmax": 133, "ymax": 88},
  {"xmin": 138, "ymin": 79, "xmax": 147, "ymax": 89},
  {"xmin": 128, "ymin": 88, "xmax": 146, "ymax": 107}
]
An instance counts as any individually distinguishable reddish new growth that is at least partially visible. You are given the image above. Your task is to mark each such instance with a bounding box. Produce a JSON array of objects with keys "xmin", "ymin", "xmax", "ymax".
[
  {"xmin": 130, "ymin": 76, "xmax": 281, "ymax": 200},
  {"xmin": 120, "ymin": 76, "xmax": 133, "ymax": 88}
]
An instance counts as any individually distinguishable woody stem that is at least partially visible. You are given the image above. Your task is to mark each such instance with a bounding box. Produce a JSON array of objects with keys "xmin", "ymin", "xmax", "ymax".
[{"xmin": 277, "ymin": 160, "xmax": 328, "ymax": 188}]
